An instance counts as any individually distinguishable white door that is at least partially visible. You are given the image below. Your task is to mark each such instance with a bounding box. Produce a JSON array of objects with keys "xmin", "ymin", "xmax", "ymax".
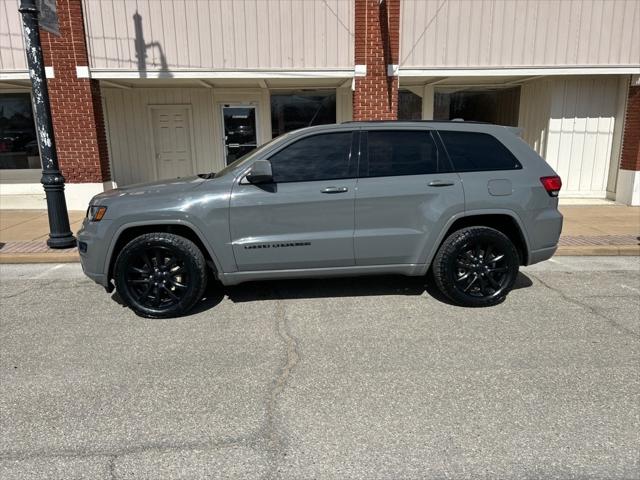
[{"xmin": 151, "ymin": 107, "xmax": 194, "ymax": 180}]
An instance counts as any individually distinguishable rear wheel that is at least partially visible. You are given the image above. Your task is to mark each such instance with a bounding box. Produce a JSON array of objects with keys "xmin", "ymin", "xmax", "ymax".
[
  {"xmin": 114, "ymin": 232, "xmax": 207, "ymax": 318},
  {"xmin": 432, "ymin": 226, "xmax": 519, "ymax": 307}
]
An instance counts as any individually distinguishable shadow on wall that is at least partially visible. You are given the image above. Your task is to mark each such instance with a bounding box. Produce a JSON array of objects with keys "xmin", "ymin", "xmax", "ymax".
[{"xmin": 133, "ymin": 10, "xmax": 172, "ymax": 78}]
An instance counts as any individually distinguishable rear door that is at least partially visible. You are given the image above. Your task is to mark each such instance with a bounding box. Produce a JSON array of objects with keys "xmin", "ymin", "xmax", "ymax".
[
  {"xmin": 354, "ymin": 129, "xmax": 464, "ymax": 265},
  {"xmin": 230, "ymin": 131, "xmax": 357, "ymax": 271}
]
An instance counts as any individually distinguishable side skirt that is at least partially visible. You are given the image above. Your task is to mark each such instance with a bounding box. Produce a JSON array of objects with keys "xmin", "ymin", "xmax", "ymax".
[{"xmin": 218, "ymin": 264, "xmax": 428, "ymax": 286}]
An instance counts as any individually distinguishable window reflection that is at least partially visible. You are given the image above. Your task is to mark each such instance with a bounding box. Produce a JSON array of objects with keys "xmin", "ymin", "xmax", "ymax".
[
  {"xmin": 271, "ymin": 91, "xmax": 336, "ymax": 138},
  {"xmin": 0, "ymin": 93, "xmax": 41, "ymax": 170}
]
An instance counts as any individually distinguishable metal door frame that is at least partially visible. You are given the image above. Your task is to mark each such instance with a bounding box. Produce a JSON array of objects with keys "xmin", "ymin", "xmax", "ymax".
[{"xmin": 219, "ymin": 103, "xmax": 259, "ymax": 165}]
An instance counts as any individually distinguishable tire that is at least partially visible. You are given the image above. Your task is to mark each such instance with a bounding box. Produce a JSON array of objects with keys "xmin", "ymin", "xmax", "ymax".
[
  {"xmin": 114, "ymin": 232, "xmax": 208, "ymax": 318},
  {"xmin": 432, "ymin": 226, "xmax": 519, "ymax": 307}
]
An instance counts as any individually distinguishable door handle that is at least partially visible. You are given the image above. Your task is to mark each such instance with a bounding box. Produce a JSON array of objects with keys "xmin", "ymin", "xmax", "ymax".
[
  {"xmin": 427, "ymin": 180, "xmax": 455, "ymax": 187},
  {"xmin": 321, "ymin": 186, "xmax": 349, "ymax": 194}
]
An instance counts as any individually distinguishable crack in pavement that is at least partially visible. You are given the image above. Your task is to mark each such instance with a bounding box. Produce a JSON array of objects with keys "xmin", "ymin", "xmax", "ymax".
[
  {"xmin": 528, "ymin": 272, "xmax": 640, "ymax": 340},
  {"xmin": 1, "ymin": 295, "xmax": 302, "ymax": 479},
  {"xmin": 263, "ymin": 296, "xmax": 301, "ymax": 480}
]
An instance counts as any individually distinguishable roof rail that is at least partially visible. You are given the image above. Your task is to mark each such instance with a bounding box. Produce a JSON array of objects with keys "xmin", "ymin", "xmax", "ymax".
[{"xmin": 341, "ymin": 119, "xmax": 492, "ymax": 125}]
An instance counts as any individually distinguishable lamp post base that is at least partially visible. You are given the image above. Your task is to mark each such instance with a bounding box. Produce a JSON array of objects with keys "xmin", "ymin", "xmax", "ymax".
[
  {"xmin": 47, "ymin": 234, "xmax": 77, "ymax": 249},
  {"xmin": 42, "ymin": 175, "xmax": 76, "ymax": 249}
]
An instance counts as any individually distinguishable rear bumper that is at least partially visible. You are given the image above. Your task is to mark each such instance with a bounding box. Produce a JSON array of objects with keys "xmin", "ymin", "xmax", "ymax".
[{"xmin": 527, "ymin": 245, "xmax": 558, "ymax": 265}]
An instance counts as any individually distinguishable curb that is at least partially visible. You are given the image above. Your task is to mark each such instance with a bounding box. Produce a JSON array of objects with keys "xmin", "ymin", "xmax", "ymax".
[
  {"xmin": 555, "ymin": 245, "xmax": 640, "ymax": 256},
  {"xmin": 0, "ymin": 253, "xmax": 80, "ymax": 264},
  {"xmin": 1, "ymin": 245, "xmax": 638, "ymax": 264}
]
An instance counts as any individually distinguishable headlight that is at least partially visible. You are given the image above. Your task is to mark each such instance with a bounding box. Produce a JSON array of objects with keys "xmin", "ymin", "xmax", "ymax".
[{"xmin": 87, "ymin": 205, "xmax": 107, "ymax": 222}]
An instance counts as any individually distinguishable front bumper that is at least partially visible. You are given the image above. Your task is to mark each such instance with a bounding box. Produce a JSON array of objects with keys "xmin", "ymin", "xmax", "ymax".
[{"xmin": 77, "ymin": 218, "xmax": 112, "ymax": 288}]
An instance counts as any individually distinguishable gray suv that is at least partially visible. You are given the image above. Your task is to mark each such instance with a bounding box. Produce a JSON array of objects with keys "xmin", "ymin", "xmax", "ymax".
[{"xmin": 78, "ymin": 121, "xmax": 563, "ymax": 317}]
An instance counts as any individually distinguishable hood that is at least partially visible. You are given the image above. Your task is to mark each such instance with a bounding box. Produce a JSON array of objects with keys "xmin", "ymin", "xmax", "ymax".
[{"xmin": 91, "ymin": 175, "xmax": 206, "ymax": 203}]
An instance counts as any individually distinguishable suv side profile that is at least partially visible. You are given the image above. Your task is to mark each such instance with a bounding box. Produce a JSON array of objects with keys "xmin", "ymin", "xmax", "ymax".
[{"xmin": 78, "ymin": 121, "xmax": 563, "ymax": 317}]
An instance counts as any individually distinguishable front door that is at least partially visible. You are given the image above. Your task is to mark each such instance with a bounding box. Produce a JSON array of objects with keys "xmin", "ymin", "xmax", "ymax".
[
  {"xmin": 355, "ymin": 129, "xmax": 465, "ymax": 265},
  {"xmin": 230, "ymin": 131, "xmax": 357, "ymax": 271},
  {"xmin": 151, "ymin": 107, "xmax": 194, "ymax": 180},
  {"xmin": 222, "ymin": 105, "xmax": 258, "ymax": 165}
]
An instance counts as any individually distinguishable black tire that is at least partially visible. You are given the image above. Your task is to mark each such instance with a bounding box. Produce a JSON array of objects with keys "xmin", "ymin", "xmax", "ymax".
[
  {"xmin": 432, "ymin": 226, "xmax": 519, "ymax": 307},
  {"xmin": 114, "ymin": 232, "xmax": 207, "ymax": 318}
]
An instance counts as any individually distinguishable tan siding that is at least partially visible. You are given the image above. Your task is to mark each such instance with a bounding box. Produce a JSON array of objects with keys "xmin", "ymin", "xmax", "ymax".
[
  {"xmin": 103, "ymin": 87, "xmax": 274, "ymax": 186},
  {"xmin": 83, "ymin": 0, "xmax": 354, "ymax": 72},
  {"xmin": 400, "ymin": 0, "xmax": 640, "ymax": 68},
  {"xmin": 0, "ymin": 0, "xmax": 26, "ymax": 71}
]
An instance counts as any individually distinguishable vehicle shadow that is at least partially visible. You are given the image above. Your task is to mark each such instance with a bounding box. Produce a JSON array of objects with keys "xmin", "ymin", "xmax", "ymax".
[
  {"xmin": 221, "ymin": 271, "xmax": 534, "ymax": 307},
  {"xmin": 112, "ymin": 272, "xmax": 534, "ymax": 317}
]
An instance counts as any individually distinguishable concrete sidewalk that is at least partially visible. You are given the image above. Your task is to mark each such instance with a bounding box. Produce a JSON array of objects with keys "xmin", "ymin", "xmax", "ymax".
[{"xmin": 0, "ymin": 206, "xmax": 638, "ymax": 263}]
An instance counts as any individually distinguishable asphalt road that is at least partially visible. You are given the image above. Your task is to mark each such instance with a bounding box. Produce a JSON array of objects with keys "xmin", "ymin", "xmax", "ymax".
[{"xmin": 1, "ymin": 257, "xmax": 639, "ymax": 480}]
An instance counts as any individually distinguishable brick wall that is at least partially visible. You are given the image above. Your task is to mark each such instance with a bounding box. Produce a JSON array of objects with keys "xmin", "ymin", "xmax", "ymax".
[
  {"xmin": 40, "ymin": 0, "xmax": 110, "ymax": 183},
  {"xmin": 620, "ymin": 85, "xmax": 640, "ymax": 171},
  {"xmin": 353, "ymin": 0, "xmax": 400, "ymax": 121}
]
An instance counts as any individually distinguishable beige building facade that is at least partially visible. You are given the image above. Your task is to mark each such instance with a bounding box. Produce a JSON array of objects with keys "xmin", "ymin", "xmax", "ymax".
[{"xmin": 1, "ymin": 0, "xmax": 639, "ymax": 208}]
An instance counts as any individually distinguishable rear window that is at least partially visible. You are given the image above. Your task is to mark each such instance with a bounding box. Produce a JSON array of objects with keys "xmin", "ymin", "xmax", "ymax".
[
  {"xmin": 362, "ymin": 130, "xmax": 441, "ymax": 178},
  {"xmin": 439, "ymin": 131, "xmax": 522, "ymax": 172}
]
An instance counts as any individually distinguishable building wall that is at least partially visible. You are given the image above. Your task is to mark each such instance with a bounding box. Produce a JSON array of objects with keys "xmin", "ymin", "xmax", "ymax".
[
  {"xmin": 400, "ymin": 0, "xmax": 640, "ymax": 69},
  {"xmin": 518, "ymin": 78, "xmax": 552, "ymax": 155},
  {"xmin": 103, "ymin": 86, "xmax": 353, "ymax": 187},
  {"xmin": 519, "ymin": 76, "xmax": 622, "ymax": 198},
  {"xmin": 82, "ymin": 0, "xmax": 355, "ymax": 72},
  {"xmin": 0, "ymin": 0, "xmax": 26, "ymax": 72}
]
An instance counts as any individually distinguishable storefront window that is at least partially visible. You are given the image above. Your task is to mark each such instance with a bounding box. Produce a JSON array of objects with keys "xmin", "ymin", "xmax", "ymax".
[
  {"xmin": 434, "ymin": 87, "xmax": 521, "ymax": 126},
  {"xmin": 0, "ymin": 93, "xmax": 40, "ymax": 170},
  {"xmin": 271, "ymin": 91, "xmax": 336, "ymax": 138},
  {"xmin": 398, "ymin": 90, "xmax": 423, "ymax": 120}
]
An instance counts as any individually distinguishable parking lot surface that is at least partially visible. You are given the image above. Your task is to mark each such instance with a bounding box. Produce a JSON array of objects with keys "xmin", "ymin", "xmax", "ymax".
[{"xmin": 1, "ymin": 257, "xmax": 639, "ymax": 479}]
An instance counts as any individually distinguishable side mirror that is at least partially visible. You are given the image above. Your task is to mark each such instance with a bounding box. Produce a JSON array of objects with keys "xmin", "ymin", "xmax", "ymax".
[{"xmin": 246, "ymin": 159, "xmax": 273, "ymax": 184}]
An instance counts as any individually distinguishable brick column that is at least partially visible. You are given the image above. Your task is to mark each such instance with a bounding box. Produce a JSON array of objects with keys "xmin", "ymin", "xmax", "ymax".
[
  {"xmin": 616, "ymin": 78, "xmax": 640, "ymax": 205},
  {"xmin": 353, "ymin": 0, "xmax": 400, "ymax": 121},
  {"xmin": 40, "ymin": 0, "xmax": 110, "ymax": 184}
]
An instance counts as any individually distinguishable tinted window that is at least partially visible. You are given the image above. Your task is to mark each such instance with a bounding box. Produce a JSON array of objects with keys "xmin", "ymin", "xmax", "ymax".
[
  {"xmin": 363, "ymin": 130, "xmax": 440, "ymax": 177},
  {"xmin": 439, "ymin": 131, "xmax": 521, "ymax": 172},
  {"xmin": 268, "ymin": 132, "xmax": 352, "ymax": 183}
]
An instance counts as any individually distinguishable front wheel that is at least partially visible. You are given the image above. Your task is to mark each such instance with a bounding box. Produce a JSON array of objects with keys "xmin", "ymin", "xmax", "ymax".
[
  {"xmin": 432, "ymin": 226, "xmax": 519, "ymax": 307},
  {"xmin": 114, "ymin": 232, "xmax": 208, "ymax": 318}
]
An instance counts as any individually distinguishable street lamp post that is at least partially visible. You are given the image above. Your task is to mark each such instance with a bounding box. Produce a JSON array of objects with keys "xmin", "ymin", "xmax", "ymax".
[{"xmin": 19, "ymin": 0, "xmax": 76, "ymax": 249}]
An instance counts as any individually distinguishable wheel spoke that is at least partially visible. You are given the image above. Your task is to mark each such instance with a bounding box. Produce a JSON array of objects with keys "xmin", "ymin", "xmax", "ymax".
[
  {"xmin": 476, "ymin": 275, "xmax": 486, "ymax": 293},
  {"xmin": 484, "ymin": 244, "xmax": 493, "ymax": 262},
  {"xmin": 155, "ymin": 249, "xmax": 164, "ymax": 268},
  {"xmin": 153, "ymin": 286, "xmax": 161, "ymax": 306},
  {"xmin": 488, "ymin": 266, "xmax": 508, "ymax": 273},
  {"xmin": 162, "ymin": 285, "xmax": 180, "ymax": 302},
  {"xmin": 129, "ymin": 266, "xmax": 148, "ymax": 275},
  {"xmin": 490, "ymin": 253, "xmax": 505, "ymax": 263},
  {"xmin": 456, "ymin": 271, "xmax": 472, "ymax": 282},
  {"xmin": 463, "ymin": 274, "xmax": 479, "ymax": 292},
  {"xmin": 486, "ymin": 274, "xmax": 501, "ymax": 289},
  {"xmin": 171, "ymin": 280, "xmax": 187, "ymax": 289},
  {"xmin": 141, "ymin": 252, "xmax": 153, "ymax": 270},
  {"xmin": 128, "ymin": 278, "xmax": 150, "ymax": 284}
]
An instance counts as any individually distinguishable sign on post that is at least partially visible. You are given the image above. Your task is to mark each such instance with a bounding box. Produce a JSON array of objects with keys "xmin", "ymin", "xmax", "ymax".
[{"xmin": 36, "ymin": 0, "xmax": 59, "ymax": 36}]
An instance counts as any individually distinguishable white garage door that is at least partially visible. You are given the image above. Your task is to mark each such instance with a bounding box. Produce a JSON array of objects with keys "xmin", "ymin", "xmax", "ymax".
[{"xmin": 543, "ymin": 77, "xmax": 619, "ymax": 199}]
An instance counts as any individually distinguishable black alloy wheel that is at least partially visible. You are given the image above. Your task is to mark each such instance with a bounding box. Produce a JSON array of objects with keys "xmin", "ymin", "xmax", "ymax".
[
  {"xmin": 433, "ymin": 226, "xmax": 519, "ymax": 307},
  {"xmin": 114, "ymin": 233, "xmax": 207, "ymax": 318},
  {"xmin": 453, "ymin": 241, "xmax": 510, "ymax": 298}
]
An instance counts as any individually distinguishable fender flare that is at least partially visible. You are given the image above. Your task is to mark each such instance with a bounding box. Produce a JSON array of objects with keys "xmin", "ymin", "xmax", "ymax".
[
  {"xmin": 103, "ymin": 219, "xmax": 224, "ymax": 280},
  {"xmin": 418, "ymin": 208, "xmax": 531, "ymax": 272}
]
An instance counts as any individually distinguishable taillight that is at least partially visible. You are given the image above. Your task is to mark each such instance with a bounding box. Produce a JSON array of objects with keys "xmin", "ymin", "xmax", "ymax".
[{"xmin": 540, "ymin": 176, "xmax": 562, "ymax": 197}]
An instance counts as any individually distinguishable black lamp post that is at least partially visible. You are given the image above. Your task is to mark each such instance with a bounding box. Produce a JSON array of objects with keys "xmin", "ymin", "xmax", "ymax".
[{"xmin": 19, "ymin": 0, "xmax": 76, "ymax": 249}]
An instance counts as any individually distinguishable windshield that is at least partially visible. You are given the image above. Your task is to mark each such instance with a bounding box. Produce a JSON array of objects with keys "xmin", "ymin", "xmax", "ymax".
[{"xmin": 214, "ymin": 137, "xmax": 281, "ymax": 178}]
